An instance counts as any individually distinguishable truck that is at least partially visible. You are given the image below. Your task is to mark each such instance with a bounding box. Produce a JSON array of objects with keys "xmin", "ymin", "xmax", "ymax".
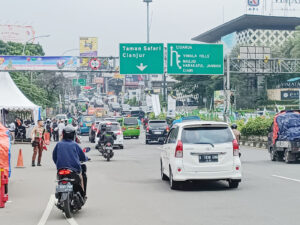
[{"xmin": 267, "ymin": 110, "xmax": 300, "ymax": 163}]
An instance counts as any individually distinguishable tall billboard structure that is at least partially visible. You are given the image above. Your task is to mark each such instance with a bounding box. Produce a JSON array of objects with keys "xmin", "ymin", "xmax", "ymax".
[
  {"xmin": 0, "ymin": 25, "xmax": 35, "ymax": 43},
  {"xmin": 79, "ymin": 37, "xmax": 98, "ymax": 67}
]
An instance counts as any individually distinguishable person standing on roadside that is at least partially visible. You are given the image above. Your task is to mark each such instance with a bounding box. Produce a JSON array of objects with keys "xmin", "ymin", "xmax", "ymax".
[{"xmin": 31, "ymin": 120, "xmax": 45, "ymax": 167}]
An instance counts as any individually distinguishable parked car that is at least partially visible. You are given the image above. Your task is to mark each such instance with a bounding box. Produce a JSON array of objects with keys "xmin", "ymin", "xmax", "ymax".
[
  {"xmin": 146, "ymin": 120, "xmax": 169, "ymax": 144},
  {"xmin": 89, "ymin": 120, "xmax": 102, "ymax": 143},
  {"xmin": 95, "ymin": 121, "xmax": 124, "ymax": 149},
  {"xmin": 160, "ymin": 121, "xmax": 242, "ymax": 190},
  {"xmin": 267, "ymin": 110, "xmax": 300, "ymax": 163},
  {"xmin": 78, "ymin": 115, "xmax": 95, "ymax": 135},
  {"xmin": 120, "ymin": 117, "xmax": 140, "ymax": 139}
]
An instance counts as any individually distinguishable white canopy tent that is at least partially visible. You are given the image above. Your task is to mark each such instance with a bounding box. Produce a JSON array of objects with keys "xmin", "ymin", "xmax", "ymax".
[{"xmin": 0, "ymin": 72, "xmax": 40, "ymax": 124}]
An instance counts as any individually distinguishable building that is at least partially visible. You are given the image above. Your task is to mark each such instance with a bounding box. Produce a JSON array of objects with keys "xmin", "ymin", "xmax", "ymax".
[{"xmin": 192, "ymin": 14, "xmax": 300, "ymax": 50}]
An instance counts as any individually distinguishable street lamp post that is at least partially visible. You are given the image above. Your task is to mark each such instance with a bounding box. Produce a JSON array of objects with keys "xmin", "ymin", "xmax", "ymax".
[
  {"xmin": 61, "ymin": 48, "xmax": 79, "ymax": 56},
  {"xmin": 22, "ymin": 34, "xmax": 50, "ymax": 55}
]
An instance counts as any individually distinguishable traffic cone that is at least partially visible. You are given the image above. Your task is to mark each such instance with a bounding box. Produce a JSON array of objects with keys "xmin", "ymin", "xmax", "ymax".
[{"xmin": 16, "ymin": 149, "xmax": 25, "ymax": 168}]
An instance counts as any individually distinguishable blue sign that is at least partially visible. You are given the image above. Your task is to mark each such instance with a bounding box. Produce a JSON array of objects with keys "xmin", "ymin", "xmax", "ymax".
[
  {"xmin": 248, "ymin": 0, "xmax": 260, "ymax": 6},
  {"xmin": 281, "ymin": 91, "xmax": 299, "ymax": 100}
]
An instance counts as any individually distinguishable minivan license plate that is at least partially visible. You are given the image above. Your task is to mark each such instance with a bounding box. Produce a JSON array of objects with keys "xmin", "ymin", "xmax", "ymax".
[{"xmin": 199, "ymin": 154, "xmax": 218, "ymax": 163}]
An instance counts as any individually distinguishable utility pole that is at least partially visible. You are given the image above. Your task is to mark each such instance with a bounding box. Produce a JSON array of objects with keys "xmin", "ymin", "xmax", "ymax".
[{"xmin": 224, "ymin": 58, "xmax": 231, "ymax": 123}]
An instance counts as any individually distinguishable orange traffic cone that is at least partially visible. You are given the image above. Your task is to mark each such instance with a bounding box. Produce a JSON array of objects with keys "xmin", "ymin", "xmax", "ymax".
[{"xmin": 16, "ymin": 149, "xmax": 25, "ymax": 168}]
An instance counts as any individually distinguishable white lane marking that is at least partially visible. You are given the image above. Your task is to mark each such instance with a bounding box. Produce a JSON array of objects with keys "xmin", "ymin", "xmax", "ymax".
[
  {"xmin": 65, "ymin": 216, "xmax": 79, "ymax": 225},
  {"xmin": 37, "ymin": 195, "xmax": 55, "ymax": 225},
  {"xmin": 272, "ymin": 175, "xmax": 300, "ymax": 183}
]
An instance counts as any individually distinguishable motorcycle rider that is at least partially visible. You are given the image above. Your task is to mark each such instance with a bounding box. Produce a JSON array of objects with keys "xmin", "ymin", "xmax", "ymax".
[
  {"xmin": 231, "ymin": 124, "xmax": 241, "ymax": 157},
  {"xmin": 99, "ymin": 124, "xmax": 116, "ymax": 147},
  {"xmin": 51, "ymin": 119, "xmax": 59, "ymax": 142},
  {"xmin": 52, "ymin": 125, "xmax": 88, "ymax": 196}
]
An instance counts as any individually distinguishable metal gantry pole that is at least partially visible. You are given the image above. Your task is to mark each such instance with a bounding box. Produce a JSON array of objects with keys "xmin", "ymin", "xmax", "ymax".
[{"xmin": 147, "ymin": 2, "xmax": 150, "ymax": 43}]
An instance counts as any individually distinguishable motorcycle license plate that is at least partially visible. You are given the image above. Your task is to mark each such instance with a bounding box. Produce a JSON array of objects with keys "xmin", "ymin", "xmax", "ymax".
[{"xmin": 56, "ymin": 184, "xmax": 73, "ymax": 193}]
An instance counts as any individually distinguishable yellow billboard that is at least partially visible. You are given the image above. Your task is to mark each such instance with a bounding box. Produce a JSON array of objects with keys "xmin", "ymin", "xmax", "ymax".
[{"xmin": 79, "ymin": 37, "xmax": 98, "ymax": 66}]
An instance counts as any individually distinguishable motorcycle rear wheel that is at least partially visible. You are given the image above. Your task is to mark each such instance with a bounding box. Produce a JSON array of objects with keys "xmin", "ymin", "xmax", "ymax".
[{"xmin": 63, "ymin": 193, "xmax": 73, "ymax": 218}]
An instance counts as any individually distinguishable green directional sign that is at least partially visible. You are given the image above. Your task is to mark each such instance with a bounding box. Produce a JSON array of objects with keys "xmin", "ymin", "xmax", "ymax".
[
  {"xmin": 167, "ymin": 44, "xmax": 224, "ymax": 75},
  {"xmin": 120, "ymin": 43, "xmax": 164, "ymax": 75},
  {"xmin": 72, "ymin": 78, "xmax": 86, "ymax": 86}
]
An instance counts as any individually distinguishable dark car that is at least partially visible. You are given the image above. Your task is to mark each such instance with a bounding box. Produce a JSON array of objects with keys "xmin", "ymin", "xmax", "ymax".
[
  {"xmin": 131, "ymin": 110, "xmax": 145, "ymax": 120},
  {"xmin": 146, "ymin": 120, "xmax": 169, "ymax": 144},
  {"xmin": 89, "ymin": 120, "xmax": 102, "ymax": 143}
]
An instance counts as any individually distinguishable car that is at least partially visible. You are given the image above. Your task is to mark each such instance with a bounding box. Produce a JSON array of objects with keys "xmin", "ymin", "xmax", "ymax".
[
  {"xmin": 111, "ymin": 102, "xmax": 121, "ymax": 112},
  {"xmin": 89, "ymin": 120, "xmax": 102, "ymax": 143},
  {"xmin": 78, "ymin": 115, "xmax": 95, "ymax": 135},
  {"xmin": 56, "ymin": 114, "xmax": 68, "ymax": 121},
  {"xmin": 104, "ymin": 117, "xmax": 117, "ymax": 123},
  {"xmin": 95, "ymin": 121, "xmax": 124, "ymax": 149},
  {"xmin": 160, "ymin": 121, "xmax": 242, "ymax": 190},
  {"xmin": 120, "ymin": 117, "xmax": 140, "ymax": 139},
  {"xmin": 146, "ymin": 120, "xmax": 169, "ymax": 144},
  {"xmin": 130, "ymin": 110, "xmax": 145, "ymax": 120}
]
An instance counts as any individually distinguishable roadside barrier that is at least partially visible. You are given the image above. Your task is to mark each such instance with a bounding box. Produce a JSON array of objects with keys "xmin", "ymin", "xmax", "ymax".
[
  {"xmin": 0, "ymin": 168, "xmax": 8, "ymax": 208},
  {"xmin": 15, "ymin": 149, "xmax": 25, "ymax": 168}
]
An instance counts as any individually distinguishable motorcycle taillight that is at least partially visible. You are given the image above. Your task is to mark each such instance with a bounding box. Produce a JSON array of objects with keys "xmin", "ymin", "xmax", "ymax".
[{"xmin": 58, "ymin": 169, "xmax": 71, "ymax": 175}]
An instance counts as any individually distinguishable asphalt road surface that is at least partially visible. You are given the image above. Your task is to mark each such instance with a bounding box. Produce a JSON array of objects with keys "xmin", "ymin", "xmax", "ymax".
[{"xmin": 1, "ymin": 131, "xmax": 300, "ymax": 225}]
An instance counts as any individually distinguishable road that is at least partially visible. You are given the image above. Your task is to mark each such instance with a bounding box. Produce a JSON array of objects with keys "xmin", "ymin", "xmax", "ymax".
[{"xmin": 1, "ymin": 130, "xmax": 300, "ymax": 225}]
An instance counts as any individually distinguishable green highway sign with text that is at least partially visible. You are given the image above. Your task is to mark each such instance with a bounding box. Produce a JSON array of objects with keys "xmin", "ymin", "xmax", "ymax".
[
  {"xmin": 167, "ymin": 44, "xmax": 224, "ymax": 75},
  {"xmin": 120, "ymin": 43, "xmax": 164, "ymax": 75},
  {"xmin": 72, "ymin": 78, "xmax": 86, "ymax": 86}
]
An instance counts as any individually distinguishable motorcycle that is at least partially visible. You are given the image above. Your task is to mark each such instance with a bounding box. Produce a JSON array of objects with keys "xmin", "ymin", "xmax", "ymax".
[
  {"xmin": 103, "ymin": 142, "xmax": 114, "ymax": 161},
  {"xmin": 55, "ymin": 147, "xmax": 90, "ymax": 218}
]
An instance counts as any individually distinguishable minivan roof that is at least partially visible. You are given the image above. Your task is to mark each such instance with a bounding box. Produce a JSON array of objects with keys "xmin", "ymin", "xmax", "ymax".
[{"xmin": 175, "ymin": 121, "xmax": 229, "ymax": 128}]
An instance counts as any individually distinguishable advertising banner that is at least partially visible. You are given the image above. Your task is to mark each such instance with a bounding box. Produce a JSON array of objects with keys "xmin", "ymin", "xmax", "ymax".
[
  {"xmin": 0, "ymin": 56, "xmax": 77, "ymax": 71},
  {"xmin": 0, "ymin": 25, "xmax": 35, "ymax": 43},
  {"xmin": 94, "ymin": 77, "xmax": 104, "ymax": 84},
  {"xmin": 214, "ymin": 90, "xmax": 225, "ymax": 108},
  {"xmin": 167, "ymin": 95, "xmax": 176, "ymax": 118},
  {"xmin": 151, "ymin": 94, "xmax": 161, "ymax": 117},
  {"xmin": 80, "ymin": 37, "xmax": 98, "ymax": 67},
  {"xmin": 125, "ymin": 75, "xmax": 144, "ymax": 86}
]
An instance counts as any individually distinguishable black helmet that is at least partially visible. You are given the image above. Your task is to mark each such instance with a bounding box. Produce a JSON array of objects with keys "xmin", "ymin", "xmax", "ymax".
[
  {"xmin": 101, "ymin": 124, "xmax": 107, "ymax": 132},
  {"xmin": 231, "ymin": 124, "xmax": 238, "ymax": 129},
  {"xmin": 63, "ymin": 125, "xmax": 76, "ymax": 141},
  {"xmin": 106, "ymin": 126, "xmax": 112, "ymax": 132}
]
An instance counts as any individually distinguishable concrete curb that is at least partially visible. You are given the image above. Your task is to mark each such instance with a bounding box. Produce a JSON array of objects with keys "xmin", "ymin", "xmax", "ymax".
[{"xmin": 240, "ymin": 141, "xmax": 267, "ymax": 149}]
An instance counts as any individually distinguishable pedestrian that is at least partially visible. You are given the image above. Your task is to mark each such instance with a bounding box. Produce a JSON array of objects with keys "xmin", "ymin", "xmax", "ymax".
[
  {"xmin": 31, "ymin": 119, "xmax": 45, "ymax": 167},
  {"xmin": 58, "ymin": 120, "xmax": 65, "ymax": 141},
  {"xmin": 51, "ymin": 119, "xmax": 59, "ymax": 141}
]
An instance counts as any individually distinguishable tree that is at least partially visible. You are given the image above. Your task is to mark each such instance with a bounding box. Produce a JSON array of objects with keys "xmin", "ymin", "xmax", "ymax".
[{"xmin": 0, "ymin": 40, "xmax": 66, "ymax": 109}]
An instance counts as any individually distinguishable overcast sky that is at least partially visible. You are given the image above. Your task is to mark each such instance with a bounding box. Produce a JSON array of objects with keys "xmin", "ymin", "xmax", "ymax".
[{"xmin": 0, "ymin": 0, "xmax": 246, "ymax": 56}]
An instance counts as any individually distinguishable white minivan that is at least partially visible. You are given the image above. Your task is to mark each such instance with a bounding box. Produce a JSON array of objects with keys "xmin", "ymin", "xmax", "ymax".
[{"xmin": 160, "ymin": 121, "xmax": 242, "ymax": 190}]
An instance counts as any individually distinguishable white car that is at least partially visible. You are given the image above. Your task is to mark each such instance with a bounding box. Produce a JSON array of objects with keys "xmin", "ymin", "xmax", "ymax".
[{"xmin": 160, "ymin": 121, "xmax": 242, "ymax": 190}]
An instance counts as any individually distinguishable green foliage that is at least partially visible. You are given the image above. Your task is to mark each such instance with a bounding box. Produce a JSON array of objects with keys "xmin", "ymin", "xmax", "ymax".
[
  {"xmin": 241, "ymin": 117, "xmax": 273, "ymax": 136},
  {"xmin": 126, "ymin": 97, "xmax": 139, "ymax": 106}
]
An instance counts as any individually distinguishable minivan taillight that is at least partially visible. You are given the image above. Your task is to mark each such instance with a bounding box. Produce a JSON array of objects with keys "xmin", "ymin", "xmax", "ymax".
[
  {"xmin": 175, "ymin": 140, "xmax": 183, "ymax": 158},
  {"xmin": 233, "ymin": 139, "xmax": 239, "ymax": 156},
  {"xmin": 146, "ymin": 126, "xmax": 149, "ymax": 132}
]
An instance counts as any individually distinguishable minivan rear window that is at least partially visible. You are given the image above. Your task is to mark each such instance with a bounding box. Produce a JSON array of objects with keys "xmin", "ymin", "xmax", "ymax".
[
  {"xmin": 149, "ymin": 121, "xmax": 167, "ymax": 128},
  {"xmin": 181, "ymin": 127, "xmax": 234, "ymax": 144},
  {"xmin": 124, "ymin": 118, "xmax": 138, "ymax": 125}
]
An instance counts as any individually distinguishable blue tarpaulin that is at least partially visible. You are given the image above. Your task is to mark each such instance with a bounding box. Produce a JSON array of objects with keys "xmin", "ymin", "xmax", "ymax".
[{"xmin": 276, "ymin": 112, "xmax": 300, "ymax": 141}]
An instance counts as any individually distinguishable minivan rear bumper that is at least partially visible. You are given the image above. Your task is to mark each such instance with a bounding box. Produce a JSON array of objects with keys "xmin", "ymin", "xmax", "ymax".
[{"xmin": 172, "ymin": 169, "xmax": 242, "ymax": 181}]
